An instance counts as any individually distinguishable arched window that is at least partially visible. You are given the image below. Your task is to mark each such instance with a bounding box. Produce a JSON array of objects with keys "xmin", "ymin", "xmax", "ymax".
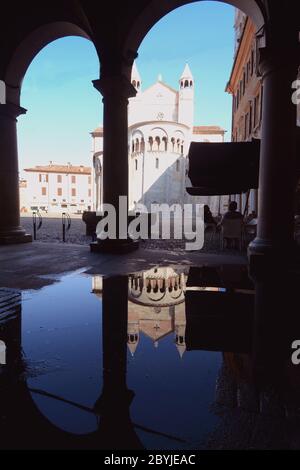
[
  {"xmin": 189, "ymin": 80, "xmax": 193, "ymax": 87},
  {"xmin": 154, "ymin": 136, "xmax": 160, "ymax": 151},
  {"xmin": 184, "ymin": 80, "xmax": 189, "ymax": 88},
  {"xmin": 171, "ymin": 137, "xmax": 175, "ymax": 152},
  {"xmin": 135, "ymin": 159, "xmax": 138, "ymax": 171},
  {"xmin": 132, "ymin": 80, "xmax": 136, "ymax": 88},
  {"xmin": 131, "ymin": 140, "xmax": 134, "ymax": 153},
  {"xmin": 135, "ymin": 138, "xmax": 140, "ymax": 153},
  {"xmin": 177, "ymin": 139, "xmax": 180, "ymax": 153},
  {"xmin": 181, "ymin": 143, "xmax": 184, "ymax": 154},
  {"xmin": 137, "ymin": 81, "xmax": 140, "ymax": 89},
  {"xmin": 148, "ymin": 136, "xmax": 153, "ymax": 151},
  {"xmin": 181, "ymin": 81, "xmax": 184, "ymax": 89},
  {"xmin": 162, "ymin": 136, "xmax": 168, "ymax": 152},
  {"xmin": 141, "ymin": 137, "xmax": 145, "ymax": 153}
]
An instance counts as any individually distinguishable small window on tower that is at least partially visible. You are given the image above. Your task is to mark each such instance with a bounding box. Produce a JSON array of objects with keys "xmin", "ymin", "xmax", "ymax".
[
  {"xmin": 155, "ymin": 158, "xmax": 159, "ymax": 169},
  {"xmin": 135, "ymin": 159, "xmax": 138, "ymax": 171},
  {"xmin": 184, "ymin": 80, "xmax": 189, "ymax": 88}
]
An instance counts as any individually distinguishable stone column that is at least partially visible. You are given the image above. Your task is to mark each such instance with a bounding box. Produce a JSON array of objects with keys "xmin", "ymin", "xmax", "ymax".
[
  {"xmin": 0, "ymin": 104, "xmax": 32, "ymax": 244},
  {"xmin": 90, "ymin": 75, "xmax": 138, "ymax": 253},
  {"xmin": 248, "ymin": 46, "xmax": 299, "ymax": 274}
]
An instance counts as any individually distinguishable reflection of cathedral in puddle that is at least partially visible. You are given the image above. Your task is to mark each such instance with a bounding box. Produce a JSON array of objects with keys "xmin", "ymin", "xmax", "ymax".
[{"xmin": 128, "ymin": 267, "xmax": 187, "ymax": 357}]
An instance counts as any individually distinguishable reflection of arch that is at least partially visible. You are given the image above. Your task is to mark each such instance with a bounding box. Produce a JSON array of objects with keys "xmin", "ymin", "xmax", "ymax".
[
  {"xmin": 4, "ymin": 22, "xmax": 99, "ymax": 106},
  {"xmin": 129, "ymin": 268, "xmax": 186, "ymax": 307}
]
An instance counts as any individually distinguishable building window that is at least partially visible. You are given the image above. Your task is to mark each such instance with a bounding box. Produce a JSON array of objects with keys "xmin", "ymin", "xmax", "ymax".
[
  {"xmin": 259, "ymin": 87, "xmax": 263, "ymax": 124},
  {"xmin": 72, "ymin": 188, "xmax": 76, "ymax": 197},
  {"xmin": 57, "ymin": 187, "xmax": 62, "ymax": 196},
  {"xmin": 41, "ymin": 187, "xmax": 47, "ymax": 196},
  {"xmin": 71, "ymin": 175, "xmax": 76, "ymax": 184},
  {"xmin": 57, "ymin": 175, "xmax": 62, "ymax": 183},
  {"xmin": 251, "ymin": 49, "xmax": 255, "ymax": 75},
  {"xmin": 40, "ymin": 174, "xmax": 48, "ymax": 183},
  {"xmin": 244, "ymin": 113, "xmax": 249, "ymax": 140},
  {"xmin": 135, "ymin": 159, "xmax": 138, "ymax": 171},
  {"xmin": 155, "ymin": 158, "xmax": 159, "ymax": 169}
]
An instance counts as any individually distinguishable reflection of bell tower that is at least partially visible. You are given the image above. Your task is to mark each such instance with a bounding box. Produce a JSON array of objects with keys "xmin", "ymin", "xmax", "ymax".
[
  {"xmin": 175, "ymin": 324, "xmax": 186, "ymax": 359},
  {"xmin": 175, "ymin": 303, "xmax": 186, "ymax": 358},
  {"xmin": 127, "ymin": 320, "xmax": 139, "ymax": 356}
]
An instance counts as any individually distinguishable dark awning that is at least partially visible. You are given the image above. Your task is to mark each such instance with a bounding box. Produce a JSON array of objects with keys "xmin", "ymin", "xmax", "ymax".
[{"xmin": 187, "ymin": 140, "xmax": 260, "ymax": 196}]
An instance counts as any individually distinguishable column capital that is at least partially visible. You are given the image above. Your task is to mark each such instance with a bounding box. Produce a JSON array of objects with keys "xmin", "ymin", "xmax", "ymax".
[
  {"xmin": 0, "ymin": 103, "xmax": 27, "ymax": 121},
  {"xmin": 92, "ymin": 76, "xmax": 136, "ymax": 101},
  {"xmin": 258, "ymin": 45, "xmax": 300, "ymax": 79}
]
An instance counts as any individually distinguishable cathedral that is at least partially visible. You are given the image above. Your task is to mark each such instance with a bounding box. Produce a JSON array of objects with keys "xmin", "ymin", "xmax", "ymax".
[{"xmin": 92, "ymin": 63, "xmax": 226, "ymax": 213}]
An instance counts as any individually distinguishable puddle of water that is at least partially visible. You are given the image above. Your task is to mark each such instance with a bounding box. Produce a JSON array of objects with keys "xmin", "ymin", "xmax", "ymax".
[{"xmin": 1, "ymin": 264, "xmax": 299, "ymax": 450}]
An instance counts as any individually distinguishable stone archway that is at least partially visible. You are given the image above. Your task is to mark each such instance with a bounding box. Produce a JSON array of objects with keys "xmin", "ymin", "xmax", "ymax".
[
  {"xmin": 4, "ymin": 21, "xmax": 98, "ymax": 106},
  {"xmin": 122, "ymin": 0, "xmax": 266, "ymax": 79},
  {"xmin": 0, "ymin": 22, "xmax": 100, "ymax": 244}
]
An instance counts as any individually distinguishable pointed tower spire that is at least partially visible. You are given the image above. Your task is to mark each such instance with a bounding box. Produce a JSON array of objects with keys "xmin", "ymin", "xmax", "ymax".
[
  {"xmin": 131, "ymin": 61, "xmax": 142, "ymax": 92},
  {"xmin": 176, "ymin": 343, "xmax": 186, "ymax": 359},
  {"xmin": 180, "ymin": 63, "xmax": 193, "ymax": 80}
]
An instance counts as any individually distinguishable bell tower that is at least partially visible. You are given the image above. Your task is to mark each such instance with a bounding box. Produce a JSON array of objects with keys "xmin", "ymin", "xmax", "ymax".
[
  {"xmin": 178, "ymin": 63, "xmax": 194, "ymax": 129},
  {"xmin": 131, "ymin": 61, "xmax": 142, "ymax": 94}
]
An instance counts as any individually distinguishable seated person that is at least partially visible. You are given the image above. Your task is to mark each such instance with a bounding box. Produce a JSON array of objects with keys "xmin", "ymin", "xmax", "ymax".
[
  {"xmin": 218, "ymin": 201, "xmax": 243, "ymax": 249},
  {"xmin": 219, "ymin": 201, "xmax": 243, "ymax": 225},
  {"xmin": 204, "ymin": 205, "xmax": 217, "ymax": 226},
  {"xmin": 245, "ymin": 210, "xmax": 257, "ymax": 224}
]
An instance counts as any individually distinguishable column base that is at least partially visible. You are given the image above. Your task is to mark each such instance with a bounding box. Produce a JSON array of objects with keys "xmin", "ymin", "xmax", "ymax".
[
  {"xmin": 90, "ymin": 238, "xmax": 139, "ymax": 254},
  {"xmin": 248, "ymin": 237, "xmax": 297, "ymax": 279},
  {"xmin": 0, "ymin": 227, "xmax": 32, "ymax": 245}
]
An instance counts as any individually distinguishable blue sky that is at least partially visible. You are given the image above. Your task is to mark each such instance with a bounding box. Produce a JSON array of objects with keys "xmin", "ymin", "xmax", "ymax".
[{"xmin": 18, "ymin": 1, "xmax": 234, "ymax": 176}]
